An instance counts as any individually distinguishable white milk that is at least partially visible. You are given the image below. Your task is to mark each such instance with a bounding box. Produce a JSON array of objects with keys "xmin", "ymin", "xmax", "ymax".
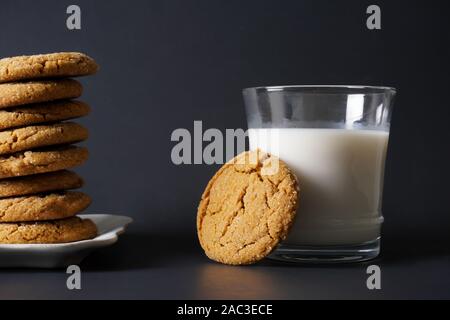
[{"xmin": 248, "ymin": 128, "xmax": 389, "ymax": 246}]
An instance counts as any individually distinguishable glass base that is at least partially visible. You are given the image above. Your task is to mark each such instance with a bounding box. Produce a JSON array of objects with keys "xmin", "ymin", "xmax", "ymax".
[{"xmin": 268, "ymin": 238, "xmax": 380, "ymax": 264}]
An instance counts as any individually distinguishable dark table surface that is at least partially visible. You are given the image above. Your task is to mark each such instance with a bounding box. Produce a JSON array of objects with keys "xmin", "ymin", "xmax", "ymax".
[
  {"xmin": 1, "ymin": 223, "xmax": 449, "ymax": 300},
  {"xmin": 0, "ymin": 0, "xmax": 449, "ymax": 301}
]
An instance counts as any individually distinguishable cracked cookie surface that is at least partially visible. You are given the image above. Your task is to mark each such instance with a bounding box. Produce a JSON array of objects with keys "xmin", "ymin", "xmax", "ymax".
[
  {"xmin": 197, "ymin": 150, "xmax": 299, "ymax": 265},
  {"xmin": 0, "ymin": 191, "xmax": 91, "ymax": 222},
  {"xmin": 0, "ymin": 170, "xmax": 83, "ymax": 198},
  {"xmin": 0, "ymin": 52, "xmax": 98, "ymax": 83},
  {"xmin": 0, "ymin": 145, "xmax": 88, "ymax": 178},
  {"xmin": 0, "ymin": 122, "xmax": 88, "ymax": 155},
  {"xmin": 0, "ymin": 79, "xmax": 82, "ymax": 109},
  {"xmin": 0, "ymin": 216, "xmax": 97, "ymax": 244},
  {"xmin": 0, "ymin": 100, "xmax": 90, "ymax": 130}
]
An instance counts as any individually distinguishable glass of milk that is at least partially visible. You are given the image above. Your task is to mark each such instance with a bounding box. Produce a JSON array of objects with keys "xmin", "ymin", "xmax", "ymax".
[{"xmin": 243, "ymin": 85, "xmax": 396, "ymax": 263}]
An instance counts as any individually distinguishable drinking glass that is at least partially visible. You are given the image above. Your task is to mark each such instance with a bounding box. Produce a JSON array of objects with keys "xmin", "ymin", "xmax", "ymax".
[{"xmin": 243, "ymin": 85, "xmax": 396, "ymax": 263}]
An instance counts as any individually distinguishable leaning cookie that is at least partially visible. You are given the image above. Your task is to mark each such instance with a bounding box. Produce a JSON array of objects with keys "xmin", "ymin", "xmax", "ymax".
[
  {"xmin": 0, "ymin": 79, "xmax": 82, "ymax": 109},
  {"xmin": 0, "ymin": 191, "xmax": 91, "ymax": 222},
  {"xmin": 197, "ymin": 150, "xmax": 299, "ymax": 265},
  {"xmin": 0, "ymin": 216, "xmax": 97, "ymax": 244},
  {"xmin": 0, "ymin": 146, "xmax": 88, "ymax": 179},
  {"xmin": 0, "ymin": 52, "xmax": 98, "ymax": 83},
  {"xmin": 0, "ymin": 100, "xmax": 90, "ymax": 130}
]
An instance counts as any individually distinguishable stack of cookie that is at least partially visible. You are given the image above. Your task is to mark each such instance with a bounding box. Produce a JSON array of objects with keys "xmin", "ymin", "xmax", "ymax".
[{"xmin": 0, "ymin": 52, "xmax": 98, "ymax": 244}]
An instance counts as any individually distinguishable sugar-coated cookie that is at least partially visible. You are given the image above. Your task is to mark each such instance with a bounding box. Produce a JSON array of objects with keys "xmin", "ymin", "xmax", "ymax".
[
  {"xmin": 0, "ymin": 100, "xmax": 90, "ymax": 130},
  {"xmin": 0, "ymin": 52, "xmax": 98, "ymax": 83},
  {"xmin": 0, "ymin": 79, "xmax": 82, "ymax": 109},
  {"xmin": 197, "ymin": 150, "xmax": 299, "ymax": 265},
  {"xmin": 0, "ymin": 191, "xmax": 91, "ymax": 222},
  {"xmin": 0, "ymin": 216, "xmax": 97, "ymax": 244},
  {"xmin": 0, "ymin": 146, "xmax": 88, "ymax": 178},
  {"xmin": 0, "ymin": 170, "xmax": 83, "ymax": 198},
  {"xmin": 0, "ymin": 122, "xmax": 88, "ymax": 155}
]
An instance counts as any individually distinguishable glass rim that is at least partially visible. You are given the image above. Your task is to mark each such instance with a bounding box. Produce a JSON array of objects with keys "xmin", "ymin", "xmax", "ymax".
[{"xmin": 243, "ymin": 85, "xmax": 397, "ymax": 95}]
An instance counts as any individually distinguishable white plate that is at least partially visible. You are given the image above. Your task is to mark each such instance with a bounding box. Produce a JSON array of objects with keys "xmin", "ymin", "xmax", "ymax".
[{"xmin": 0, "ymin": 214, "xmax": 132, "ymax": 268}]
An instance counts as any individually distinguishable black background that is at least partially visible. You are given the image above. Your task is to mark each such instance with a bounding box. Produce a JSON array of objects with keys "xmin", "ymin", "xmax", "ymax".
[{"xmin": 0, "ymin": 0, "xmax": 449, "ymax": 299}]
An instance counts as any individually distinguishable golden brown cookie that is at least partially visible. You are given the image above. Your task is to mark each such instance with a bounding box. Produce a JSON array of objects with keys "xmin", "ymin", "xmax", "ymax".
[
  {"xmin": 0, "ymin": 122, "xmax": 88, "ymax": 155},
  {"xmin": 0, "ymin": 146, "xmax": 88, "ymax": 179},
  {"xmin": 0, "ymin": 100, "xmax": 90, "ymax": 130},
  {"xmin": 0, "ymin": 170, "xmax": 83, "ymax": 198},
  {"xmin": 0, "ymin": 216, "xmax": 97, "ymax": 244},
  {"xmin": 197, "ymin": 150, "xmax": 299, "ymax": 265},
  {"xmin": 0, "ymin": 191, "xmax": 91, "ymax": 222},
  {"xmin": 0, "ymin": 52, "xmax": 98, "ymax": 83},
  {"xmin": 0, "ymin": 79, "xmax": 82, "ymax": 109}
]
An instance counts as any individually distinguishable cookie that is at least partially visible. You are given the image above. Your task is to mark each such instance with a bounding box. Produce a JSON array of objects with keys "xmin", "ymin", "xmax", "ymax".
[
  {"xmin": 0, "ymin": 122, "xmax": 88, "ymax": 155},
  {"xmin": 197, "ymin": 150, "xmax": 299, "ymax": 265},
  {"xmin": 0, "ymin": 146, "xmax": 88, "ymax": 179},
  {"xmin": 0, "ymin": 100, "xmax": 90, "ymax": 130},
  {"xmin": 0, "ymin": 52, "xmax": 98, "ymax": 83},
  {"xmin": 0, "ymin": 79, "xmax": 82, "ymax": 109},
  {"xmin": 0, "ymin": 216, "xmax": 97, "ymax": 244},
  {"xmin": 0, "ymin": 191, "xmax": 91, "ymax": 222},
  {"xmin": 0, "ymin": 170, "xmax": 83, "ymax": 198}
]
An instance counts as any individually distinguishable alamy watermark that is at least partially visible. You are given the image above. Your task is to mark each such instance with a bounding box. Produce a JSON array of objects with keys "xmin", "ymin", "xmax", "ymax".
[
  {"xmin": 170, "ymin": 121, "xmax": 281, "ymax": 174},
  {"xmin": 366, "ymin": 265, "xmax": 381, "ymax": 290},
  {"xmin": 170, "ymin": 121, "xmax": 280, "ymax": 164},
  {"xmin": 366, "ymin": 4, "xmax": 381, "ymax": 30},
  {"xmin": 171, "ymin": 121, "xmax": 247, "ymax": 165},
  {"xmin": 66, "ymin": 5, "xmax": 81, "ymax": 30},
  {"xmin": 66, "ymin": 265, "xmax": 81, "ymax": 290}
]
